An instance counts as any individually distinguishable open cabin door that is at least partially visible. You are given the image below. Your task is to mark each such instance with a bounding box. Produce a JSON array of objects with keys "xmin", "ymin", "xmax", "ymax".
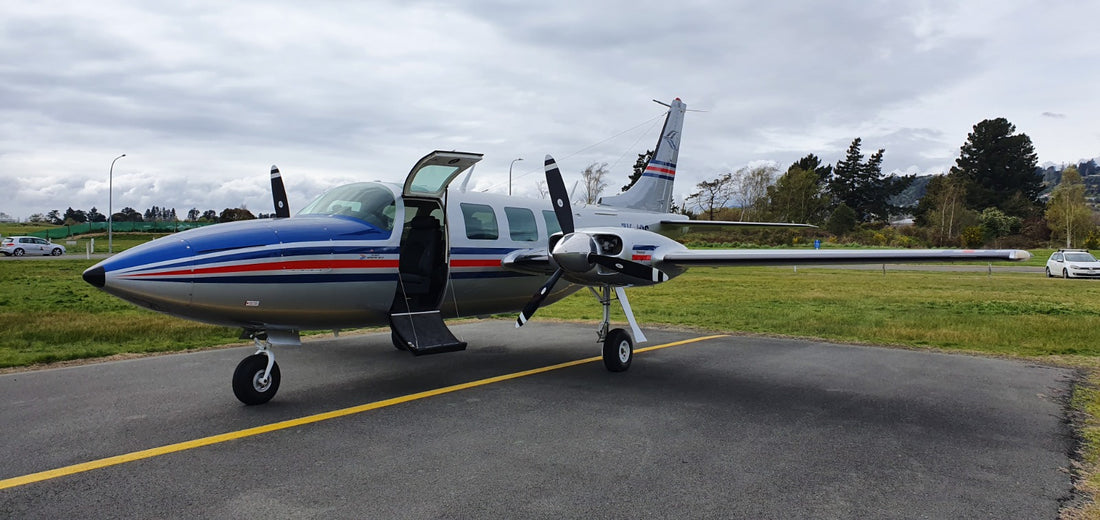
[{"xmin": 389, "ymin": 151, "xmax": 482, "ymax": 355}]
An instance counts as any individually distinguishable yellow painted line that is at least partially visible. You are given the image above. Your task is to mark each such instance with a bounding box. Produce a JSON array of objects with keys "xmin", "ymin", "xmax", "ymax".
[{"xmin": 0, "ymin": 334, "xmax": 727, "ymax": 491}]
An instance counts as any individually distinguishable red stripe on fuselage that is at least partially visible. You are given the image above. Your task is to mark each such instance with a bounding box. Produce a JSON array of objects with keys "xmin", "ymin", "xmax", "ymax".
[
  {"xmin": 450, "ymin": 259, "xmax": 502, "ymax": 268},
  {"xmin": 645, "ymin": 165, "xmax": 675, "ymax": 175},
  {"xmin": 121, "ymin": 259, "xmax": 400, "ymax": 278}
]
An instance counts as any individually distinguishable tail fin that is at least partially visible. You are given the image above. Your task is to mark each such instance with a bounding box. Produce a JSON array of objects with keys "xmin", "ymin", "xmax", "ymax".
[{"xmin": 598, "ymin": 98, "xmax": 686, "ymax": 213}]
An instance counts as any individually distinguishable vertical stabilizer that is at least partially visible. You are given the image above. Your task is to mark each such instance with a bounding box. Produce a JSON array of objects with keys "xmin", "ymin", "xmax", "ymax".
[{"xmin": 598, "ymin": 98, "xmax": 686, "ymax": 213}]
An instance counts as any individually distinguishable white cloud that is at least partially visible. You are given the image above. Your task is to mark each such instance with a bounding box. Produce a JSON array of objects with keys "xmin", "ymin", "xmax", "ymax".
[{"xmin": 1, "ymin": 0, "xmax": 1098, "ymax": 219}]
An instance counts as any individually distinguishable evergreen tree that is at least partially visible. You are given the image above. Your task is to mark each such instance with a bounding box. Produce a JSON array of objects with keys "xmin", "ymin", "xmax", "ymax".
[
  {"xmin": 826, "ymin": 138, "xmax": 913, "ymax": 223},
  {"xmin": 950, "ymin": 117, "xmax": 1041, "ymax": 218},
  {"xmin": 622, "ymin": 149, "xmax": 653, "ymax": 192}
]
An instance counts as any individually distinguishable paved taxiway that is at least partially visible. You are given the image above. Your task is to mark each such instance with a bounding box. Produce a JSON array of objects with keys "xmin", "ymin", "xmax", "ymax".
[{"xmin": 0, "ymin": 321, "xmax": 1073, "ymax": 518}]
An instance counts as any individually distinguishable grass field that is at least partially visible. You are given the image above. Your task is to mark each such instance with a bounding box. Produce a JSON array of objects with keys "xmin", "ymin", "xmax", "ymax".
[{"xmin": 1, "ymin": 251, "xmax": 1098, "ymax": 516}]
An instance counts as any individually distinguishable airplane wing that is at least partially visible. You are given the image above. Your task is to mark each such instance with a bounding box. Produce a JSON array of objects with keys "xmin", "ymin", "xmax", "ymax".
[
  {"xmin": 655, "ymin": 248, "xmax": 1031, "ymax": 268},
  {"xmin": 651, "ymin": 219, "xmax": 816, "ymax": 237}
]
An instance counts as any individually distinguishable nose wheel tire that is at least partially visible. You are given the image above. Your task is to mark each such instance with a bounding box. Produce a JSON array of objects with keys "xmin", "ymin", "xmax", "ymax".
[
  {"xmin": 232, "ymin": 354, "xmax": 281, "ymax": 405},
  {"xmin": 603, "ymin": 328, "xmax": 633, "ymax": 372}
]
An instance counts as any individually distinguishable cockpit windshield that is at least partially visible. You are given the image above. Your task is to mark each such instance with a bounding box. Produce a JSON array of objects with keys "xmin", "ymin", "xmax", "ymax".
[{"xmin": 297, "ymin": 182, "xmax": 397, "ymax": 231}]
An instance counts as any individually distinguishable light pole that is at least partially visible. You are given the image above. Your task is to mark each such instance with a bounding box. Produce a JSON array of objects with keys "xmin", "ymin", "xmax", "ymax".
[
  {"xmin": 108, "ymin": 153, "xmax": 125, "ymax": 254},
  {"xmin": 509, "ymin": 157, "xmax": 523, "ymax": 196}
]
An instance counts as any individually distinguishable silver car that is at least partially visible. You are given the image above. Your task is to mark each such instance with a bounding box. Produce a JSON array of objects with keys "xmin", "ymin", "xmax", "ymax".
[
  {"xmin": 1046, "ymin": 249, "xmax": 1100, "ymax": 278},
  {"xmin": 0, "ymin": 236, "xmax": 66, "ymax": 257}
]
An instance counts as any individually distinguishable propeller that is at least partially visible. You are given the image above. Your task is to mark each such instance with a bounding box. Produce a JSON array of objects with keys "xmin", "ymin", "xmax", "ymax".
[
  {"xmin": 271, "ymin": 165, "xmax": 290, "ymax": 218},
  {"xmin": 515, "ymin": 155, "xmax": 667, "ymax": 328}
]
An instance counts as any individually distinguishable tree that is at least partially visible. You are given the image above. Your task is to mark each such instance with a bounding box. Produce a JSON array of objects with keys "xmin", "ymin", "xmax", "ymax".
[
  {"xmin": 580, "ymin": 162, "xmax": 609, "ymax": 205},
  {"xmin": 1045, "ymin": 166, "xmax": 1093, "ymax": 248},
  {"xmin": 685, "ymin": 172, "xmax": 736, "ymax": 220},
  {"xmin": 45, "ymin": 209, "xmax": 62, "ymax": 225},
  {"xmin": 826, "ymin": 138, "xmax": 913, "ymax": 223},
  {"xmin": 765, "ymin": 155, "xmax": 831, "ymax": 224},
  {"xmin": 87, "ymin": 207, "xmax": 106, "ymax": 223},
  {"xmin": 826, "ymin": 203, "xmax": 857, "ymax": 236},
  {"xmin": 63, "ymin": 207, "xmax": 87, "ymax": 224},
  {"xmin": 187, "ymin": 208, "xmax": 200, "ymax": 221},
  {"xmin": 200, "ymin": 210, "xmax": 217, "ymax": 221},
  {"xmin": 915, "ymin": 175, "xmax": 974, "ymax": 246},
  {"xmin": 622, "ymin": 149, "xmax": 654, "ymax": 192},
  {"xmin": 950, "ymin": 117, "xmax": 1041, "ymax": 218},
  {"xmin": 979, "ymin": 207, "xmax": 1020, "ymax": 247},
  {"xmin": 732, "ymin": 165, "xmax": 777, "ymax": 221},
  {"xmin": 219, "ymin": 208, "xmax": 256, "ymax": 222},
  {"xmin": 535, "ymin": 181, "xmax": 548, "ymax": 199}
]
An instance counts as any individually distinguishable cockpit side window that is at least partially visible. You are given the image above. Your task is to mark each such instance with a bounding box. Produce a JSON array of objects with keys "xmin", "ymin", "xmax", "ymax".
[{"xmin": 297, "ymin": 183, "xmax": 396, "ymax": 231}]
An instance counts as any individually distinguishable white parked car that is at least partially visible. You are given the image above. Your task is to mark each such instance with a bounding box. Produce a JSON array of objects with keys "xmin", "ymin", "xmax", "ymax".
[
  {"xmin": 0, "ymin": 236, "xmax": 66, "ymax": 257},
  {"xmin": 1046, "ymin": 249, "xmax": 1100, "ymax": 278}
]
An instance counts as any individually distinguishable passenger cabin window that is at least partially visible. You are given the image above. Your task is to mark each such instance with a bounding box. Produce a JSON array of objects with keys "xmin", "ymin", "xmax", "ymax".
[
  {"xmin": 542, "ymin": 210, "xmax": 562, "ymax": 237},
  {"xmin": 461, "ymin": 203, "xmax": 499, "ymax": 240},
  {"xmin": 505, "ymin": 207, "xmax": 538, "ymax": 242}
]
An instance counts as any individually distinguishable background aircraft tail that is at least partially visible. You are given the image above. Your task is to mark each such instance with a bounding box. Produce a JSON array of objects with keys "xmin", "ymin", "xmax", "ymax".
[{"xmin": 598, "ymin": 98, "xmax": 686, "ymax": 213}]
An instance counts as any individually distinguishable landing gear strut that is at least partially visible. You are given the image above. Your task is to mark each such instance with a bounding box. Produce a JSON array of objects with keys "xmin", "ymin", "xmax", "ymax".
[
  {"xmin": 592, "ymin": 285, "xmax": 635, "ymax": 372},
  {"xmin": 232, "ymin": 335, "xmax": 281, "ymax": 405}
]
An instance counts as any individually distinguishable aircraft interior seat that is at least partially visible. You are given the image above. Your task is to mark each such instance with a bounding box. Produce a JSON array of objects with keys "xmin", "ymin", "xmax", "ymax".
[{"xmin": 399, "ymin": 215, "xmax": 443, "ymax": 297}]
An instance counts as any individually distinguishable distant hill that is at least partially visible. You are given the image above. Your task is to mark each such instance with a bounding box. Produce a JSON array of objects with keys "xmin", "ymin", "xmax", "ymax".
[{"xmin": 890, "ymin": 175, "xmax": 933, "ymax": 209}]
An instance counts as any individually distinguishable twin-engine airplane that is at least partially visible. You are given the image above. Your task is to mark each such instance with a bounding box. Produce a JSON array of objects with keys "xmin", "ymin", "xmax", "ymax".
[{"xmin": 82, "ymin": 99, "xmax": 1031, "ymax": 405}]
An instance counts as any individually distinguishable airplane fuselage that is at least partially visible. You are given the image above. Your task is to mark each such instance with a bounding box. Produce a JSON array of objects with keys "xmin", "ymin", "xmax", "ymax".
[{"xmin": 83, "ymin": 182, "xmax": 687, "ymax": 333}]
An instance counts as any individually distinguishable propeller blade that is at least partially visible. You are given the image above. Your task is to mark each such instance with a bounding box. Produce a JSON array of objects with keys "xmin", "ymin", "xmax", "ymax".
[
  {"xmin": 270, "ymin": 165, "xmax": 290, "ymax": 218},
  {"xmin": 590, "ymin": 255, "xmax": 668, "ymax": 283},
  {"xmin": 516, "ymin": 268, "xmax": 564, "ymax": 328},
  {"xmin": 544, "ymin": 155, "xmax": 574, "ymax": 235}
]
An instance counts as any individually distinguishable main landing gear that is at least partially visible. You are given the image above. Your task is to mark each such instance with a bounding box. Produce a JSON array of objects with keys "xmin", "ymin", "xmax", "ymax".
[
  {"xmin": 232, "ymin": 334, "xmax": 281, "ymax": 405},
  {"xmin": 592, "ymin": 284, "xmax": 638, "ymax": 373}
]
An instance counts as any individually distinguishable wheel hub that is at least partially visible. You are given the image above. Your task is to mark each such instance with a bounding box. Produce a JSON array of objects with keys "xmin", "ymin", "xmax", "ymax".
[{"xmin": 252, "ymin": 371, "xmax": 272, "ymax": 392}]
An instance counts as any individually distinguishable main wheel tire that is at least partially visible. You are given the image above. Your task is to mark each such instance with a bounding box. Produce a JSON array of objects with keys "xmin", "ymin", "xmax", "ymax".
[
  {"xmin": 51, "ymin": 248, "xmax": 62, "ymax": 256},
  {"xmin": 232, "ymin": 354, "xmax": 281, "ymax": 405},
  {"xmin": 603, "ymin": 328, "xmax": 633, "ymax": 372},
  {"xmin": 13, "ymin": 248, "xmax": 24, "ymax": 257},
  {"xmin": 1064, "ymin": 269, "xmax": 1071, "ymax": 279},
  {"xmin": 391, "ymin": 330, "xmax": 409, "ymax": 351}
]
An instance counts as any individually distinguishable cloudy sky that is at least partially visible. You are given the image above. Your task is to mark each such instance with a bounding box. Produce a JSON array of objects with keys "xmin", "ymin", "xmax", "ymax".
[{"xmin": 2, "ymin": 0, "xmax": 1097, "ymax": 220}]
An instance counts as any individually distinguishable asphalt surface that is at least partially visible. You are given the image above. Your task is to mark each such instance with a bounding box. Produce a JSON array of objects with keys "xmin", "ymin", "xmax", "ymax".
[{"xmin": 0, "ymin": 321, "xmax": 1074, "ymax": 519}]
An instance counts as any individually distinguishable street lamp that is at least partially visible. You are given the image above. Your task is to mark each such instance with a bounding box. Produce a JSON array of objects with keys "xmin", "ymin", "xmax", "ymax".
[
  {"xmin": 108, "ymin": 153, "xmax": 125, "ymax": 254},
  {"xmin": 509, "ymin": 157, "xmax": 523, "ymax": 196}
]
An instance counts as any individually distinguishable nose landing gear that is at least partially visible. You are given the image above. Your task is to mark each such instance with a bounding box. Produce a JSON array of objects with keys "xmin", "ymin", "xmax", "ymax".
[{"xmin": 232, "ymin": 336, "xmax": 281, "ymax": 405}]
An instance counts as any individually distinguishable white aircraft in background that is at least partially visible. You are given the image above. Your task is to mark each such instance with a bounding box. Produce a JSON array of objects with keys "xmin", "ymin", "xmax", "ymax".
[{"xmin": 82, "ymin": 98, "xmax": 1030, "ymax": 405}]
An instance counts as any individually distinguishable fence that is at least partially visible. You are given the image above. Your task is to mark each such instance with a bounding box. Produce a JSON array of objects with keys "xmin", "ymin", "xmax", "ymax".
[{"xmin": 29, "ymin": 221, "xmax": 217, "ymax": 239}]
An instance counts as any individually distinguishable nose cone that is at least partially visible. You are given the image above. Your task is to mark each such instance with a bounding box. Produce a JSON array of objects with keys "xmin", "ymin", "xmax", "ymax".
[{"xmin": 82, "ymin": 265, "xmax": 105, "ymax": 288}]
